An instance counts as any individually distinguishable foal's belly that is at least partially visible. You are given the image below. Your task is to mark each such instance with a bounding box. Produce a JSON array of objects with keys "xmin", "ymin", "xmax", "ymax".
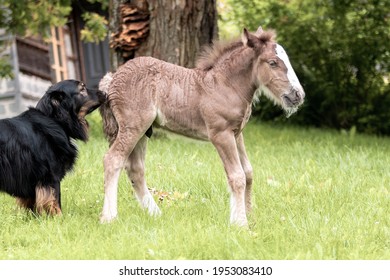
[{"xmin": 154, "ymin": 108, "xmax": 209, "ymax": 141}]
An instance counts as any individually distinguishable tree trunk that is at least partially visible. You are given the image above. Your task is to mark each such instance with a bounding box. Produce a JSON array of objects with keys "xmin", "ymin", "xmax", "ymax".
[{"xmin": 109, "ymin": 0, "xmax": 217, "ymax": 70}]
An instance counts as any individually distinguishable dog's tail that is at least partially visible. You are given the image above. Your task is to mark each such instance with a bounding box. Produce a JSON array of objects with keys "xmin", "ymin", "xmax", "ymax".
[{"xmin": 99, "ymin": 72, "xmax": 118, "ymax": 145}]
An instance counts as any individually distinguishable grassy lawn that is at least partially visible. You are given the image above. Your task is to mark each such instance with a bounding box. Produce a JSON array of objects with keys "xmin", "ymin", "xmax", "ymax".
[{"xmin": 0, "ymin": 111, "xmax": 389, "ymax": 259}]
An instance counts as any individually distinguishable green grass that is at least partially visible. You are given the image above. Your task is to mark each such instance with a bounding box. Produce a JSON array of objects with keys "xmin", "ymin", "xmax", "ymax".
[{"xmin": 0, "ymin": 111, "xmax": 389, "ymax": 259}]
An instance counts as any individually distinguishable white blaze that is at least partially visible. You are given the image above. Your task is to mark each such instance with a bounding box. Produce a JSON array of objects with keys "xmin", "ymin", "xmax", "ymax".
[{"xmin": 275, "ymin": 44, "xmax": 304, "ymax": 94}]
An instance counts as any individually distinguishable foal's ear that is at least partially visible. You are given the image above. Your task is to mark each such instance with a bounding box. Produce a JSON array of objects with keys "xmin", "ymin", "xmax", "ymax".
[
  {"xmin": 255, "ymin": 26, "xmax": 263, "ymax": 37},
  {"xmin": 241, "ymin": 28, "xmax": 256, "ymax": 48},
  {"xmin": 241, "ymin": 28, "xmax": 250, "ymax": 46}
]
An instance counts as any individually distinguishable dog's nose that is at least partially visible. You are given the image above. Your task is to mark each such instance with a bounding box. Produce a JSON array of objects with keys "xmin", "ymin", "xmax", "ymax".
[
  {"xmin": 97, "ymin": 90, "xmax": 107, "ymax": 103},
  {"xmin": 88, "ymin": 88, "xmax": 106, "ymax": 103}
]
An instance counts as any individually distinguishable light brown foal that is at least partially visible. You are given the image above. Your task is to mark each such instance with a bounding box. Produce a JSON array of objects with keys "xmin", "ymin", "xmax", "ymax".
[{"xmin": 99, "ymin": 26, "xmax": 305, "ymax": 226}]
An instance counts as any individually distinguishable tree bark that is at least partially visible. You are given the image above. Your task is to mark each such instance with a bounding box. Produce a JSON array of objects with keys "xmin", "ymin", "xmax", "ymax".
[{"xmin": 109, "ymin": 0, "xmax": 217, "ymax": 69}]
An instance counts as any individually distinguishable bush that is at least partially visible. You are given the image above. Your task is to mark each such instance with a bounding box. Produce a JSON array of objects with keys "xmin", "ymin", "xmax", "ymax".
[{"xmin": 219, "ymin": 0, "xmax": 390, "ymax": 134}]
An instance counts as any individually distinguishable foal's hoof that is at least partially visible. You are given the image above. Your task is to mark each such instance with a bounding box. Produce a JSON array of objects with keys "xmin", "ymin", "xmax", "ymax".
[
  {"xmin": 230, "ymin": 218, "xmax": 249, "ymax": 228},
  {"xmin": 99, "ymin": 213, "xmax": 117, "ymax": 224},
  {"xmin": 147, "ymin": 205, "xmax": 162, "ymax": 217}
]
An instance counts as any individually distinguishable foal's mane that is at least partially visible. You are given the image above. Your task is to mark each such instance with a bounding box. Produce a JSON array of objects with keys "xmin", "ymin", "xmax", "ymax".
[{"xmin": 195, "ymin": 30, "xmax": 276, "ymax": 71}]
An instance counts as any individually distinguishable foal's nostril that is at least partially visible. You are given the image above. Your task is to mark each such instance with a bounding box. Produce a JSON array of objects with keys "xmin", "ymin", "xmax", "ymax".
[
  {"xmin": 293, "ymin": 87, "xmax": 305, "ymax": 100},
  {"xmin": 290, "ymin": 87, "xmax": 304, "ymax": 103},
  {"xmin": 283, "ymin": 88, "xmax": 303, "ymax": 107},
  {"xmin": 282, "ymin": 95, "xmax": 293, "ymax": 106},
  {"xmin": 291, "ymin": 88, "xmax": 299, "ymax": 98}
]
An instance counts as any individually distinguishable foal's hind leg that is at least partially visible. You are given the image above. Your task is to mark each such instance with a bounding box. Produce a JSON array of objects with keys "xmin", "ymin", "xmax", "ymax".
[
  {"xmin": 100, "ymin": 125, "xmax": 156, "ymax": 223},
  {"xmin": 236, "ymin": 133, "xmax": 253, "ymax": 214},
  {"xmin": 125, "ymin": 136, "xmax": 161, "ymax": 216},
  {"xmin": 100, "ymin": 131, "xmax": 134, "ymax": 223}
]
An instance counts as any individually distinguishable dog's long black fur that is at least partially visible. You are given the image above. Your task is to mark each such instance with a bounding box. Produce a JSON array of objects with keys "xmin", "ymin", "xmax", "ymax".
[{"xmin": 0, "ymin": 80, "xmax": 105, "ymax": 215}]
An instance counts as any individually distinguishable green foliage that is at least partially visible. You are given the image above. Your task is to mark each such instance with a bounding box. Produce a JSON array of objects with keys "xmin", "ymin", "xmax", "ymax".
[
  {"xmin": 87, "ymin": 0, "xmax": 109, "ymax": 10},
  {"xmin": 0, "ymin": 117, "xmax": 389, "ymax": 259},
  {"xmin": 0, "ymin": 0, "xmax": 108, "ymax": 40},
  {"xmin": 220, "ymin": 0, "xmax": 390, "ymax": 135},
  {"xmin": 0, "ymin": 57, "xmax": 13, "ymax": 79},
  {"xmin": 80, "ymin": 12, "xmax": 109, "ymax": 43},
  {"xmin": 0, "ymin": 0, "xmax": 72, "ymax": 38},
  {"xmin": 0, "ymin": 0, "xmax": 108, "ymax": 78}
]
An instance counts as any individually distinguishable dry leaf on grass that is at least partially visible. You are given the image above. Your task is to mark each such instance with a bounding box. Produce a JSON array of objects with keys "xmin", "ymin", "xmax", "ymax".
[{"xmin": 148, "ymin": 187, "xmax": 189, "ymax": 205}]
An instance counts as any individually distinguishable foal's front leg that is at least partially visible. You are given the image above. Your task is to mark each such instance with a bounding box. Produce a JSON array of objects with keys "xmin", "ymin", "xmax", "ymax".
[
  {"xmin": 210, "ymin": 130, "xmax": 248, "ymax": 227},
  {"xmin": 236, "ymin": 133, "xmax": 253, "ymax": 214}
]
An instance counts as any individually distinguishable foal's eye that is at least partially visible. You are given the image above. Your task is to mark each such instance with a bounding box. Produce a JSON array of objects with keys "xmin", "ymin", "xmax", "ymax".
[{"xmin": 268, "ymin": 60, "xmax": 278, "ymax": 67}]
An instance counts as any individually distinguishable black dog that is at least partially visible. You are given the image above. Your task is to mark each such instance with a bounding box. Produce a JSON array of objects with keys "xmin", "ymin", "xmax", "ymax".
[{"xmin": 0, "ymin": 80, "xmax": 105, "ymax": 215}]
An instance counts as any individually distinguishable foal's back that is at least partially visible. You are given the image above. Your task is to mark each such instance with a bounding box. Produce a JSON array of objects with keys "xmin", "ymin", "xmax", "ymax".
[{"xmin": 108, "ymin": 56, "xmax": 210, "ymax": 139}]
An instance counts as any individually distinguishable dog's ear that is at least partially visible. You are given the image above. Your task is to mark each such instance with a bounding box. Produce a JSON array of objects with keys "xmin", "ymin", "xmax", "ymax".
[
  {"xmin": 36, "ymin": 90, "xmax": 66, "ymax": 116},
  {"xmin": 50, "ymin": 91, "xmax": 65, "ymax": 107}
]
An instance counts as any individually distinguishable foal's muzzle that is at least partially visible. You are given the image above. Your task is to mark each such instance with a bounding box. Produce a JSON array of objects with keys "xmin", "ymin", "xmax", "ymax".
[{"xmin": 282, "ymin": 87, "xmax": 305, "ymax": 108}]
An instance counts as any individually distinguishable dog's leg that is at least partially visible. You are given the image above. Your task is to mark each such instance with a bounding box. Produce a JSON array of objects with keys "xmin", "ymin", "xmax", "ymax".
[
  {"xmin": 210, "ymin": 130, "xmax": 248, "ymax": 227},
  {"xmin": 125, "ymin": 136, "xmax": 161, "ymax": 216},
  {"xmin": 54, "ymin": 182, "xmax": 62, "ymax": 210},
  {"xmin": 35, "ymin": 184, "xmax": 62, "ymax": 216},
  {"xmin": 236, "ymin": 133, "xmax": 253, "ymax": 214},
  {"xmin": 16, "ymin": 197, "xmax": 35, "ymax": 211}
]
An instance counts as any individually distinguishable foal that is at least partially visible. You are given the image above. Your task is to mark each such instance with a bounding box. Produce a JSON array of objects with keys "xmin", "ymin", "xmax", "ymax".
[{"xmin": 99, "ymin": 27, "xmax": 305, "ymax": 226}]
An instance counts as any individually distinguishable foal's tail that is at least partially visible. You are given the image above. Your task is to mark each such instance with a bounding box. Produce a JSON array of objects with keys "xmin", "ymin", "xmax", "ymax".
[
  {"xmin": 99, "ymin": 72, "xmax": 118, "ymax": 145},
  {"xmin": 98, "ymin": 72, "xmax": 153, "ymax": 144}
]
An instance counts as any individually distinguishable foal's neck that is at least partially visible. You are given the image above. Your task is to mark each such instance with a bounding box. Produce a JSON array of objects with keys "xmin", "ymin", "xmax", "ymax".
[{"xmin": 212, "ymin": 47, "xmax": 258, "ymax": 103}]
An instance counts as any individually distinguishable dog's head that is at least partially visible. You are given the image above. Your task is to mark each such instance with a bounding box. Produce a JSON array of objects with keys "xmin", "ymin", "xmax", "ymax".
[{"xmin": 36, "ymin": 80, "xmax": 106, "ymax": 141}]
